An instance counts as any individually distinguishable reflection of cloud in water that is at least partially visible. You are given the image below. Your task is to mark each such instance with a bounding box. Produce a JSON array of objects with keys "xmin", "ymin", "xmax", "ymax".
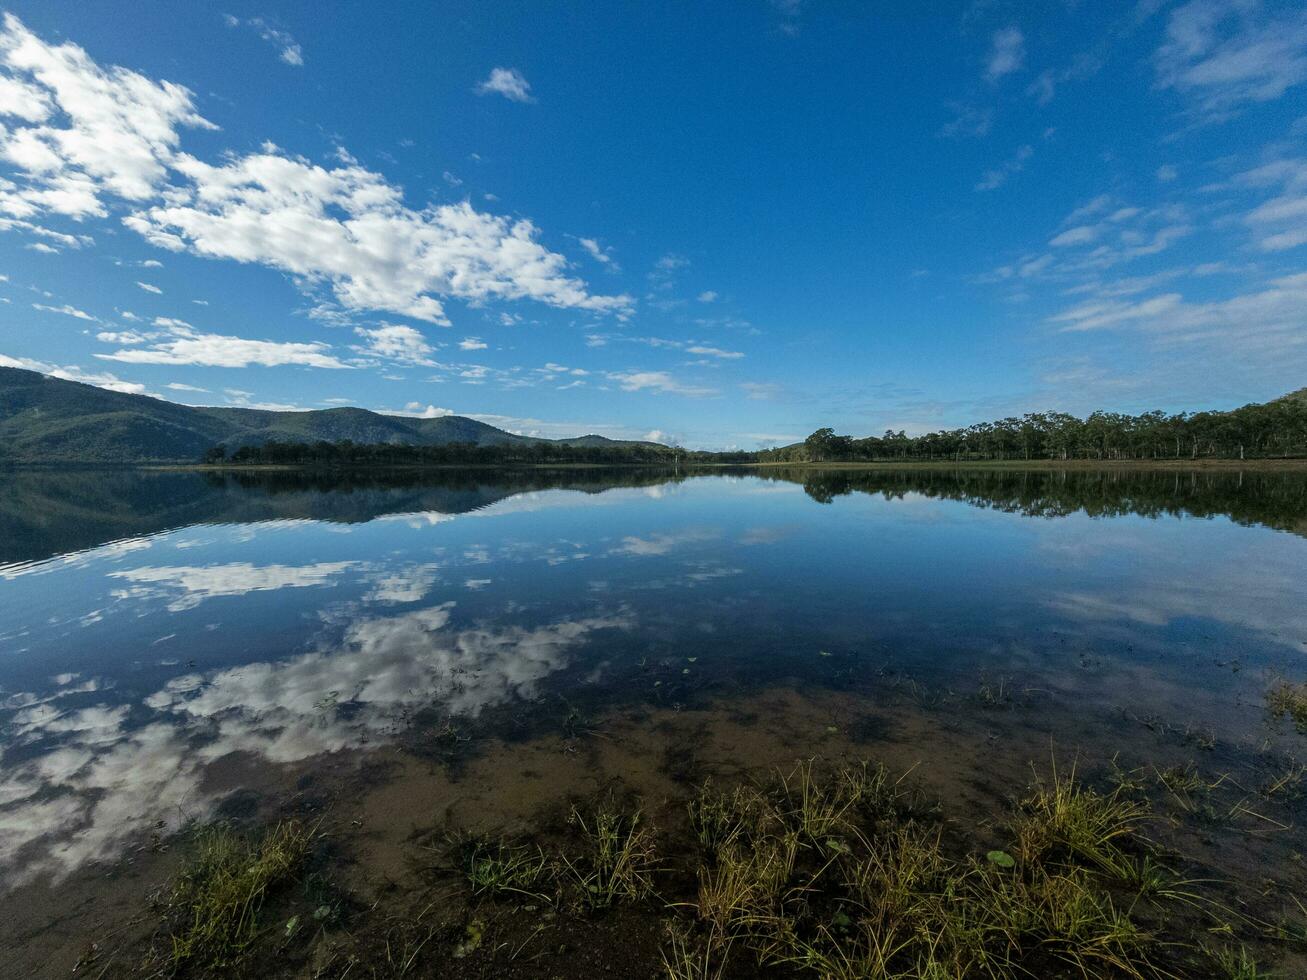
[
  {"xmin": 613, "ymin": 529, "xmax": 720, "ymax": 556},
  {"xmin": 364, "ymin": 563, "xmax": 441, "ymax": 603},
  {"xmin": 0, "ymin": 536, "xmax": 153, "ymax": 580},
  {"xmin": 0, "ymin": 602, "xmax": 630, "ymax": 886},
  {"xmin": 108, "ymin": 561, "xmax": 356, "ymax": 610},
  {"xmin": 1048, "ymin": 539, "xmax": 1307, "ymax": 649}
]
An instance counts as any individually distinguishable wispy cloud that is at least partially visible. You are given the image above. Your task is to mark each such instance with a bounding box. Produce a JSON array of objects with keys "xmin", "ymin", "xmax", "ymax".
[
  {"xmin": 607, "ymin": 370, "xmax": 717, "ymax": 397},
  {"xmin": 985, "ymin": 26, "xmax": 1025, "ymax": 82},
  {"xmin": 222, "ymin": 15, "xmax": 303, "ymax": 66},
  {"xmin": 975, "ymin": 144, "xmax": 1032, "ymax": 191},
  {"xmin": 1154, "ymin": 1, "xmax": 1307, "ymax": 120},
  {"xmin": 32, "ymin": 302, "xmax": 94, "ymax": 321}
]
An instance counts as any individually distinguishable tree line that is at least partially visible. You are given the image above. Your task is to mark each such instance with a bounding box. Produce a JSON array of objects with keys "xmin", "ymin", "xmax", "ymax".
[{"xmin": 759, "ymin": 392, "xmax": 1307, "ymax": 463}]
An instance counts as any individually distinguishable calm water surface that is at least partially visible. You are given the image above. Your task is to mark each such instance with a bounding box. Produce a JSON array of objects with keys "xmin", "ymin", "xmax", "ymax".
[{"xmin": 2, "ymin": 466, "xmax": 1306, "ymax": 895}]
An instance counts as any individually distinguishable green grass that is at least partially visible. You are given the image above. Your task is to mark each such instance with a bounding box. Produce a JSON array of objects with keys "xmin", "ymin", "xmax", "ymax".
[
  {"xmin": 560, "ymin": 803, "xmax": 659, "ymax": 909},
  {"xmin": 159, "ymin": 820, "xmax": 314, "ymax": 970},
  {"xmin": 452, "ymin": 834, "xmax": 552, "ymax": 901}
]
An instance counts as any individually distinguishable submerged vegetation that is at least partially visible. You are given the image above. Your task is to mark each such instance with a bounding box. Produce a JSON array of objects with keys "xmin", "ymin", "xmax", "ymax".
[
  {"xmin": 1267, "ymin": 679, "xmax": 1307, "ymax": 733},
  {"xmin": 148, "ymin": 821, "xmax": 315, "ymax": 971},
  {"xmin": 126, "ymin": 758, "xmax": 1302, "ymax": 978}
]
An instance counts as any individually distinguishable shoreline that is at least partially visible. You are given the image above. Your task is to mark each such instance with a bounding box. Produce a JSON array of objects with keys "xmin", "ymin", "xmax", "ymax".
[{"xmin": 3, "ymin": 457, "xmax": 1307, "ymax": 473}]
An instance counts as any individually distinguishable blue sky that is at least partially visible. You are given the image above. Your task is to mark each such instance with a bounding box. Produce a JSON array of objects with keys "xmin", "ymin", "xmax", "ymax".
[{"xmin": 0, "ymin": 1, "xmax": 1304, "ymax": 448}]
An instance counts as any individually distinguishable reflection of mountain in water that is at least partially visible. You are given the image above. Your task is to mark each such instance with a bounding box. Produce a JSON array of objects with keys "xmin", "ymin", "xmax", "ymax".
[
  {"xmin": 757, "ymin": 467, "xmax": 1307, "ymax": 538},
  {"xmin": 4, "ymin": 465, "xmax": 1305, "ymax": 566},
  {"xmin": 0, "ymin": 467, "xmax": 688, "ymax": 565}
]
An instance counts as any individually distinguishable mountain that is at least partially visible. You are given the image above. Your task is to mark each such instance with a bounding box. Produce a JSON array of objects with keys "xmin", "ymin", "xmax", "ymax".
[{"xmin": 0, "ymin": 367, "xmax": 660, "ymax": 463}]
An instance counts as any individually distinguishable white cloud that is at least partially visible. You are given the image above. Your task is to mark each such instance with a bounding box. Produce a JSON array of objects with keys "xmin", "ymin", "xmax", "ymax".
[
  {"xmin": 1049, "ymin": 224, "xmax": 1100, "ymax": 247},
  {"xmin": 685, "ymin": 345, "xmax": 743, "ymax": 359},
  {"xmin": 135, "ymin": 281, "xmax": 161, "ymax": 294},
  {"xmin": 1156, "ymin": 164, "xmax": 1178, "ymax": 182},
  {"xmin": 476, "ymin": 67, "xmax": 533, "ymax": 103},
  {"xmin": 1155, "ymin": 1, "xmax": 1307, "ymax": 118},
  {"xmin": 576, "ymin": 236, "xmax": 615, "ymax": 266},
  {"xmin": 165, "ymin": 381, "xmax": 207, "ymax": 392},
  {"xmin": 975, "ymin": 144, "xmax": 1032, "ymax": 191},
  {"xmin": 95, "ymin": 330, "xmax": 147, "ymax": 344},
  {"xmin": 607, "ymin": 370, "xmax": 717, "ymax": 397},
  {"xmin": 985, "ymin": 26, "xmax": 1025, "ymax": 82},
  {"xmin": 739, "ymin": 381, "xmax": 782, "ymax": 400},
  {"xmin": 0, "ymin": 18, "xmax": 629, "ymax": 328},
  {"xmin": 223, "ymin": 15, "xmax": 303, "ymax": 66},
  {"xmin": 97, "ymin": 323, "xmax": 349, "ymax": 369},
  {"xmin": 458, "ymin": 336, "xmax": 487, "ymax": 350},
  {"xmin": 1048, "ymin": 272, "xmax": 1307, "ymax": 358},
  {"xmin": 126, "ymin": 153, "xmax": 632, "ymax": 324},
  {"xmin": 0, "ymin": 352, "xmax": 146, "ymax": 394},
  {"xmin": 1237, "ymin": 156, "xmax": 1307, "ymax": 252},
  {"xmin": 353, "ymin": 323, "xmax": 437, "ymax": 365},
  {"xmin": 697, "ymin": 290, "xmax": 717, "ymax": 303},
  {"xmin": 397, "ymin": 401, "xmax": 454, "ymax": 418},
  {"xmin": 0, "ymin": 13, "xmax": 214, "ymax": 219},
  {"xmin": 109, "ymin": 562, "xmax": 353, "ymax": 611},
  {"xmin": 32, "ymin": 301, "xmax": 93, "ymax": 320}
]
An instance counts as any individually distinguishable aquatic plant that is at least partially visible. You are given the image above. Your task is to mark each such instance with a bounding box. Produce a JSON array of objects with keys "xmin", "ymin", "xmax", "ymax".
[
  {"xmin": 1267, "ymin": 680, "xmax": 1307, "ymax": 733},
  {"xmin": 561, "ymin": 802, "xmax": 658, "ymax": 909},
  {"xmin": 160, "ymin": 820, "xmax": 314, "ymax": 969},
  {"xmin": 1013, "ymin": 759, "xmax": 1150, "ymax": 880},
  {"xmin": 452, "ymin": 833, "xmax": 552, "ymax": 901}
]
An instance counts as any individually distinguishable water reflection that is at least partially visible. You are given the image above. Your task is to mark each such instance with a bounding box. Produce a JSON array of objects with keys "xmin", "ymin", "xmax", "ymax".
[{"xmin": 1, "ymin": 465, "xmax": 1305, "ymax": 888}]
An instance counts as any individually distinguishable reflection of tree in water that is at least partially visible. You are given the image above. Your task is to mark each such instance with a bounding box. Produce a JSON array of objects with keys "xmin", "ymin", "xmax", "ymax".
[
  {"xmin": 4, "ymin": 465, "xmax": 1305, "ymax": 567},
  {"xmin": 0, "ymin": 467, "xmax": 689, "ymax": 565},
  {"xmin": 760, "ymin": 467, "xmax": 1307, "ymax": 536}
]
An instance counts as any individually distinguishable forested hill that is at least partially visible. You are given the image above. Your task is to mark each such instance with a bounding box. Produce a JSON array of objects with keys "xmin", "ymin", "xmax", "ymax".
[{"xmin": 0, "ymin": 367, "xmax": 665, "ymax": 463}]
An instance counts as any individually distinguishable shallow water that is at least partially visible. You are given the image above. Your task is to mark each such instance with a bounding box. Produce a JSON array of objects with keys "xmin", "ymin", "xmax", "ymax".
[{"xmin": 2, "ymin": 466, "xmax": 1306, "ymax": 973}]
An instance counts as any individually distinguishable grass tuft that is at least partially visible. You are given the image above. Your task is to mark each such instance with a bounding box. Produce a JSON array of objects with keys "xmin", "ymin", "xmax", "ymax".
[
  {"xmin": 562, "ymin": 802, "xmax": 658, "ymax": 909},
  {"xmin": 1014, "ymin": 759, "xmax": 1150, "ymax": 879},
  {"xmin": 1267, "ymin": 680, "xmax": 1307, "ymax": 733},
  {"xmin": 161, "ymin": 820, "xmax": 314, "ymax": 969}
]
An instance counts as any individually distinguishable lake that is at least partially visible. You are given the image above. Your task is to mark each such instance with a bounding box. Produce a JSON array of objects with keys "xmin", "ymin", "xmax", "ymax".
[{"xmin": 2, "ymin": 466, "xmax": 1306, "ymax": 977}]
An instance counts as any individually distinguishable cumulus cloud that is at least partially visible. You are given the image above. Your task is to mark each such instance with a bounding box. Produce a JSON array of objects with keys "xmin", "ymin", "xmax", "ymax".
[
  {"xmin": 398, "ymin": 401, "xmax": 454, "ymax": 419},
  {"xmin": 353, "ymin": 323, "xmax": 438, "ymax": 365},
  {"xmin": 0, "ymin": 17, "xmax": 629, "ymax": 327},
  {"xmin": 476, "ymin": 67, "xmax": 534, "ymax": 102},
  {"xmin": 458, "ymin": 336, "xmax": 487, "ymax": 350},
  {"xmin": 126, "ymin": 153, "xmax": 632, "ymax": 324},
  {"xmin": 135, "ymin": 281, "xmax": 161, "ymax": 294},
  {"xmin": 0, "ymin": 13, "xmax": 215, "ymax": 217}
]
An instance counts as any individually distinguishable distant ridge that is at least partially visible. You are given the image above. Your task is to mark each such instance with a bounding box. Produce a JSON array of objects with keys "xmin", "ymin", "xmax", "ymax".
[{"xmin": 0, "ymin": 367, "xmax": 664, "ymax": 463}]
